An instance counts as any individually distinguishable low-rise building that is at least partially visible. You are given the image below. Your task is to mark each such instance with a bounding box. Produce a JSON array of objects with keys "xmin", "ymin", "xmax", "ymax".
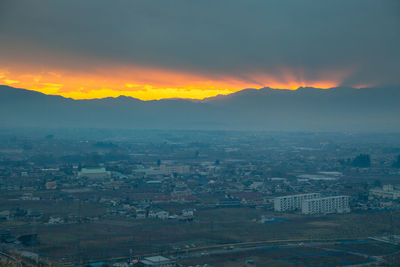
[
  {"xmin": 182, "ymin": 209, "xmax": 195, "ymax": 217},
  {"xmin": 148, "ymin": 209, "xmax": 169, "ymax": 219},
  {"xmin": 48, "ymin": 216, "xmax": 64, "ymax": 224},
  {"xmin": 45, "ymin": 181, "xmax": 57, "ymax": 190},
  {"xmin": 140, "ymin": 256, "xmax": 175, "ymax": 267},
  {"xmin": 370, "ymin": 184, "xmax": 400, "ymax": 200},
  {"xmin": 78, "ymin": 167, "xmax": 111, "ymax": 179},
  {"xmin": 135, "ymin": 209, "xmax": 146, "ymax": 219},
  {"xmin": 0, "ymin": 210, "xmax": 10, "ymax": 221}
]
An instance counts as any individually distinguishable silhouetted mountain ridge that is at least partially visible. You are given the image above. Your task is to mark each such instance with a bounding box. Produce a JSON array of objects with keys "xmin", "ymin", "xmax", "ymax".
[{"xmin": 0, "ymin": 85, "xmax": 399, "ymax": 131}]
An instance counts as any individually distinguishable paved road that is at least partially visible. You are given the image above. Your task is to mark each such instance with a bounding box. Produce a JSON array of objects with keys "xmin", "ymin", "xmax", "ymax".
[{"xmin": 172, "ymin": 238, "xmax": 388, "ymax": 265}]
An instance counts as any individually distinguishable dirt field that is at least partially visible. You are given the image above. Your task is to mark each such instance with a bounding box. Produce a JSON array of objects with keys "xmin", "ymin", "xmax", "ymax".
[{"xmin": 1, "ymin": 204, "xmax": 400, "ymax": 263}]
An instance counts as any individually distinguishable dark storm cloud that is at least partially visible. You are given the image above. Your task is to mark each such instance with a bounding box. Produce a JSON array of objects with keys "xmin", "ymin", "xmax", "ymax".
[{"xmin": 0, "ymin": 0, "xmax": 399, "ymax": 86}]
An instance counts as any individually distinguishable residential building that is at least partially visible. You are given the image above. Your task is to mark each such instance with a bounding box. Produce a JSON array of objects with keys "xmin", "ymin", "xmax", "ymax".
[
  {"xmin": 274, "ymin": 193, "xmax": 321, "ymax": 211},
  {"xmin": 302, "ymin": 196, "xmax": 350, "ymax": 214}
]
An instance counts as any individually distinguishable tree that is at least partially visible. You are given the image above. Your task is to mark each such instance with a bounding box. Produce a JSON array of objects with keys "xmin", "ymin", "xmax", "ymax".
[
  {"xmin": 373, "ymin": 179, "xmax": 382, "ymax": 188},
  {"xmin": 45, "ymin": 134, "xmax": 54, "ymax": 140},
  {"xmin": 351, "ymin": 154, "xmax": 371, "ymax": 168},
  {"xmin": 392, "ymin": 155, "xmax": 400, "ymax": 168}
]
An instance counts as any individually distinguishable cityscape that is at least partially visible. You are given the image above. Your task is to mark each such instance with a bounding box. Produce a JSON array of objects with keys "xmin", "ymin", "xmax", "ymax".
[{"xmin": 1, "ymin": 131, "xmax": 400, "ymax": 266}]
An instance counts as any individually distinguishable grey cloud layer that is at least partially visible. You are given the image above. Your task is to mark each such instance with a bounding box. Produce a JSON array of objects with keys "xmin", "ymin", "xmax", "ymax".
[{"xmin": 0, "ymin": 0, "xmax": 399, "ymax": 86}]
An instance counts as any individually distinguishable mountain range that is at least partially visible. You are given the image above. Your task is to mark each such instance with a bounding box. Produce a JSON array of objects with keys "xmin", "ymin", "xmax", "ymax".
[{"xmin": 1, "ymin": 85, "xmax": 399, "ymax": 132}]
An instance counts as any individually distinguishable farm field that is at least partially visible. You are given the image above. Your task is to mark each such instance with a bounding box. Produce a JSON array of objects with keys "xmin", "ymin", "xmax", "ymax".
[{"xmin": 2, "ymin": 205, "xmax": 399, "ymax": 263}]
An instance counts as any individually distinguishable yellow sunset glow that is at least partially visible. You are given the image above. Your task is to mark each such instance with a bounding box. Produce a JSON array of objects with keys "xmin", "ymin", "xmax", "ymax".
[{"xmin": 0, "ymin": 65, "xmax": 349, "ymax": 100}]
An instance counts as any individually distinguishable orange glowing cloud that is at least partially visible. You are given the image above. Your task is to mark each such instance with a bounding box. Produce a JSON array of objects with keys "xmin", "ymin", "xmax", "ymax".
[{"xmin": 0, "ymin": 64, "xmax": 352, "ymax": 100}]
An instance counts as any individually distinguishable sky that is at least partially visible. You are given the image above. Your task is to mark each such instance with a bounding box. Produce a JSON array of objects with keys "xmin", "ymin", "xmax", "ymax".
[{"xmin": 0, "ymin": 0, "xmax": 399, "ymax": 100}]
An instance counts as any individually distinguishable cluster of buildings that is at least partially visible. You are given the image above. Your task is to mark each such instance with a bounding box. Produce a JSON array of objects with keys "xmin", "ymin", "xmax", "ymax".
[
  {"xmin": 369, "ymin": 184, "xmax": 400, "ymax": 200},
  {"xmin": 1, "ymin": 131, "xmax": 400, "ymax": 264}
]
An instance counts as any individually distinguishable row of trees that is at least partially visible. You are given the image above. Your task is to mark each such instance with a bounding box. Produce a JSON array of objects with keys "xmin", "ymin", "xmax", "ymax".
[
  {"xmin": 393, "ymin": 155, "xmax": 400, "ymax": 168},
  {"xmin": 340, "ymin": 154, "xmax": 400, "ymax": 168}
]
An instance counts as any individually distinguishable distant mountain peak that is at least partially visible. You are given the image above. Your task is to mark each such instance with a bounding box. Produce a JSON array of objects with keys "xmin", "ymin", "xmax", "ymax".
[{"xmin": 0, "ymin": 84, "xmax": 399, "ymax": 132}]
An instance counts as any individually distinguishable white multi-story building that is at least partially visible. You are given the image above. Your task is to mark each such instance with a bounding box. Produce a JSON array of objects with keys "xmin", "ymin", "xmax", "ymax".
[
  {"xmin": 274, "ymin": 193, "xmax": 321, "ymax": 212},
  {"xmin": 301, "ymin": 196, "xmax": 350, "ymax": 215}
]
